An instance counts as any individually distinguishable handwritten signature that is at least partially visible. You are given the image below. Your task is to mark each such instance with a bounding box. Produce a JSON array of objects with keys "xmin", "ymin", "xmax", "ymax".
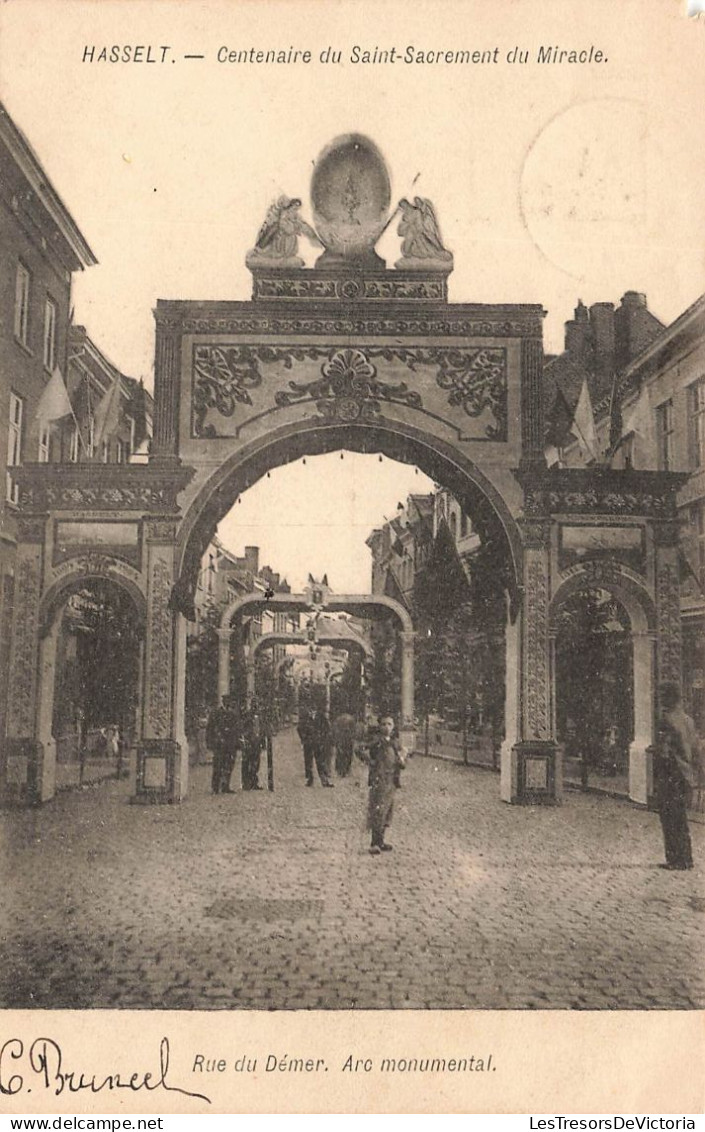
[{"xmin": 0, "ymin": 1036, "xmax": 211, "ymax": 1104}]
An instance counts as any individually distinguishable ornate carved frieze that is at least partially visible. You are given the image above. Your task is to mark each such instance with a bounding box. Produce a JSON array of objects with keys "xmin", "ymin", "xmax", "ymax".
[
  {"xmin": 524, "ymin": 557, "xmax": 550, "ymax": 740},
  {"xmin": 251, "ymin": 273, "xmax": 448, "ymax": 303},
  {"xmin": 192, "ymin": 342, "xmax": 507, "ymax": 439},
  {"xmin": 49, "ymin": 553, "xmax": 142, "ymax": 583},
  {"xmin": 13, "ymin": 465, "xmax": 194, "ymax": 515},
  {"xmin": 155, "ymin": 303, "xmax": 543, "ymax": 340},
  {"xmin": 147, "ymin": 558, "xmax": 174, "ymax": 738},
  {"xmin": 7, "ymin": 555, "xmax": 41, "ymax": 738},
  {"xmin": 518, "ymin": 469, "xmax": 688, "ymax": 519},
  {"xmin": 274, "ymin": 347, "xmax": 422, "ymax": 422}
]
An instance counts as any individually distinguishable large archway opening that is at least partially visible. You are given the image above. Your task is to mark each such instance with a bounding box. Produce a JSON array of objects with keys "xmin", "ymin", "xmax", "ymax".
[
  {"xmin": 39, "ymin": 576, "xmax": 144, "ymax": 794},
  {"xmin": 176, "ymin": 422, "xmax": 521, "ymax": 797}
]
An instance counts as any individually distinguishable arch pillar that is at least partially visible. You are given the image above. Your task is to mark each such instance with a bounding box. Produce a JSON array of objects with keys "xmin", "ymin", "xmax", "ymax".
[
  {"xmin": 502, "ymin": 518, "xmax": 560, "ymax": 805},
  {"xmin": 399, "ymin": 629, "xmax": 416, "ymax": 753},
  {"xmin": 3, "ymin": 524, "xmax": 45, "ymax": 804},
  {"xmin": 34, "ymin": 608, "xmax": 63, "ymax": 803},
  {"xmin": 133, "ymin": 520, "xmax": 187, "ymax": 804},
  {"xmin": 217, "ymin": 627, "xmax": 231, "ymax": 700},
  {"xmin": 245, "ymin": 652, "xmax": 256, "ymax": 700},
  {"xmin": 500, "ymin": 593, "xmax": 521, "ymax": 800},
  {"xmin": 653, "ymin": 522, "xmax": 683, "ymax": 692},
  {"xmin": 629, "ymin": 630, "xmax": 656, "ymax": 805}
]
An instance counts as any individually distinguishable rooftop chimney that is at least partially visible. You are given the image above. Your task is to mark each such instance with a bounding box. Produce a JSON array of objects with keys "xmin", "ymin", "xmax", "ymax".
[
  {"xmin": 615, "ymin": 291, "xmax": 651, "ymax": 368},
  {"xmin": 564, "ymin": 300, "xmax": 591, "ymax": 364},
  {"xmin": 589, "ymin": 302, "xmax": 616, "ymax": 377}
]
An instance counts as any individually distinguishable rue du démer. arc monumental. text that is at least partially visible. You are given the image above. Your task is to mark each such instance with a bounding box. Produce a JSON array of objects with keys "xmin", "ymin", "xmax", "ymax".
[{"xmin": 4, "ymin": 134, "xmax": 685, "ymax": 806}]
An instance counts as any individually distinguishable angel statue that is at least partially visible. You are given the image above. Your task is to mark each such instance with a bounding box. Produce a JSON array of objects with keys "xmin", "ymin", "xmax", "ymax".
[
  {"xmin": 246, "ymin": 196, "xmax": 323, "ymax": 268},
  {"xmin": 395, "ymin": 196, "xmax": 454, "ymax": 270}
]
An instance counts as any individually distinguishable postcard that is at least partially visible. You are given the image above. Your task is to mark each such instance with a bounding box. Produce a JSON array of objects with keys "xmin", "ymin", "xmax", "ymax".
[{"xmin": 0, "ymin": 0, "xmax": 703, "ymax": 1116}]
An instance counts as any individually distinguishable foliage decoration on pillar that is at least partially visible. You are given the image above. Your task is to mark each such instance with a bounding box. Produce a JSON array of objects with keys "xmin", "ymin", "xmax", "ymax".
[
  {"xmin": 7, "ymin": 557, "xmax": 42, "ymax": 737},
  {"xmin": 147, "ymin": 559, "xmax": 174, "ymax": 738},
  {"xmin": 655, "ymin": 561, "xmax": 682, "ymax": 687},
  {"xmin": 524, "ymin": 558, "xmax": 551, "ymax": 740}
]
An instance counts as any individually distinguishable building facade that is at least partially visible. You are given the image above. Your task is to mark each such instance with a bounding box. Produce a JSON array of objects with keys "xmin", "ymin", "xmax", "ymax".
[
  {"xmin": 0, "ymin": 103, "xmax": 96, "ymax": 758},
  {"xmin": 547, "ymin": 291, "xmax": 705, "ymax": 738}
]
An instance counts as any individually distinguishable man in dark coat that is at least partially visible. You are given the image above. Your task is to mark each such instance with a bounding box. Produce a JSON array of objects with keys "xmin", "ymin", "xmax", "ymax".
[
  {"xmin": 309, "ymin": 707, "xmax": 334, "ymax": 787},
  {"xmin": 333, "ymin": 712, "xmax": 356, "ymax": 777},
  {"xmin": 241, "ymin": 700, "xmax": 266, "ymax": 790},
  {"xmin": 206, "ymin": 695, "xmax": 242, "ymax": 794},
  {"xmin": 654, "ymin": 684, "xmax": 699, "ymax": 870},
  {"xmin": 297, "ymin": 707, "xmax": 315, "ymax": 786},
  {"xmin": 367, "ymin": 716, "xmax": 405, "ymax": 854}
]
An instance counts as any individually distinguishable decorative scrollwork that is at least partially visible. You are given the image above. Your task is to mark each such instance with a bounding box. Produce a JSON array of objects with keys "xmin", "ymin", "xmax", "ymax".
[
  {"xmin": 193, "ymin": 345, "xmax": 264, "ymax": 436},
  {"xmin": 432, "ymin": 349, "xmax": 506, "ymax": 437},
  {"xmin": 274, "ymin": 347, "xmax": 422, "ymax": 421}
]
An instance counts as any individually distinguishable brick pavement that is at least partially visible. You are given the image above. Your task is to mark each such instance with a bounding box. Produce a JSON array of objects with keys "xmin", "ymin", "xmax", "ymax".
[{"xmin": 1, "ymin": 727, "xmax": 703, "ymax": 1010}]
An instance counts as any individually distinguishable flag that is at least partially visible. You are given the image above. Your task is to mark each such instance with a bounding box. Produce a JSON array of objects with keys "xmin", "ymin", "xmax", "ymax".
[
  {"xmin": 130, "ymin": 379, "xmax": 149, "ymax": 450},
  {"xmin": 35, "ymin": 367, "xmax": 73, "ymax": 424},
  {"xmin": 93, "ymin": 375, "xmax": 122, "ymax": 448},
  {"xmin": 608, "ymin": 374, "xmax": 623, "ymax": 453},
  {"xmin": 545, "ymin": 444, "xmax": 562, "ymax": 467},
  {"xmin": 569, "ymin": 378, "xmax": 600, "ymax": 463},
  {"xmin": 622, "ymin": 385, "xmax": 652, "ymax": 440}
]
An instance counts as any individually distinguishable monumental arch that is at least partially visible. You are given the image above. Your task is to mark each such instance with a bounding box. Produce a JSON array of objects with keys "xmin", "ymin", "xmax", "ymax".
[{"xmin": 4, "ymin": 134, "xmax": 686, "ymax": 809}]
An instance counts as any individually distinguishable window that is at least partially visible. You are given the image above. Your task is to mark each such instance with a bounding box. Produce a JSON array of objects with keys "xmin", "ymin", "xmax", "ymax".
[
  {"xmin": 688, "ymin": 378, "xmax": 705, "ymax": 469},
  {"xmin": 460, "ymin": 511, "xmax": 468, "ymax": 538},
  {"xmin": 449, "ymin": 512, "xmax": 457, "ymax": 539},
  {"xmin": 43, "ymin": 297, "xmax": 57, "ymax": 371},
  {"xmin": 101, "ymin": 439, "xmax": 109, "ymax": 463},
  {"xmin": 115, "ymin": 439, "xmax": 124, "ymax": 464},
  {"xmin": 14, "ymin": 263, "xmax": 30, "ymax": 345},
  {"xmin": 656, "ymin": 400, "xmax": 674, "ymax": 471},
  {"xmin": 691, "ymin": 502, "xmax": 705, "ymax": 589},
  {"xmin": 621, "ymin": 434, "xmax": 635, "ymax": 470},
  {"xmin": 6, "ymin": 393, "xmax": 23, "ymax": 504},
  {"xmin": 38, "ymin": 424, "xmax": 50, "ymax": 463},
  {"xmin": 69, "ymin": 424, "xmax": 80, "ymax": 463}
]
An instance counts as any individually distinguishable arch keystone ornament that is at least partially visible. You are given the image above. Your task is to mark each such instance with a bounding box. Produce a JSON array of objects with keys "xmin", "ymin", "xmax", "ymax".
[{"xmin": 3, "ymin": 138, "xmax": 690, "ymax": 811}]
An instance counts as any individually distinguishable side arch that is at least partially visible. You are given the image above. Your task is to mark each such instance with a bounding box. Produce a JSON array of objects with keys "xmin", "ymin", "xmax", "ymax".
[
  {"xmin": 173, "ymin": 418, "xmax": 523, "ymax": 619},
  {"xmin": 252, "ymin": 631, "xmax": 372, "ymax": 658},
  {"xmin": 220, "ymin": 590, "xmax": 413, "ymax": 635},
  {"xmin": 549, "ymin": 569, "xmax": 656, "ymax": 634},
  {"xmin": 39, "ymin": 569, "xmax": 147, "ymax": 638},
  {"xmin": 549, "ymin": 565, "xmax": 657, "ymax": 805}
]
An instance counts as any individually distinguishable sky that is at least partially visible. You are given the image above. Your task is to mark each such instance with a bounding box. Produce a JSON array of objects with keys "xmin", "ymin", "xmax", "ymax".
[
  {"xmin": 219, "ymin": 451, "xmax": 435, "ymax": 593},
  {"xmin": 1, "ymin": 0, "xmax": 703, "ymax": 590}
]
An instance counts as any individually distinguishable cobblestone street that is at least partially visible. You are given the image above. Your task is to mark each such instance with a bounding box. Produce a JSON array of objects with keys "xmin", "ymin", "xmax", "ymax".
[{"xmin": 1, "ymin": 727, "xmax": 703, "ymax": 1011}]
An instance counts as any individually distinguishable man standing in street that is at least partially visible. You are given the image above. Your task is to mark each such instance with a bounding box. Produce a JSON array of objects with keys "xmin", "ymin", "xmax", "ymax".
[
  {"xmin": 241, "ymin": 698, "xmax": 266, "ymax": 790},
  {"xmin": 206, "ymin": 695, "xmax": 241, "ymax": 794},
  {"xmin": 654, "ymin": 683, "xmax": 700, "ymax": 870},
  {"xmin": 367, "ymin": 715, "xmax": 405, "ymax": 854},
  {"xmin": 297, "ymin": 706, "xmax": 315, "ymax": 786},
  {"xmin": 333, "ymin": 712, "xmax": 356, "ymax": 777},
  {"xmin": 309, "ymin": 706, "xmax": 334, "ymax": 787}
]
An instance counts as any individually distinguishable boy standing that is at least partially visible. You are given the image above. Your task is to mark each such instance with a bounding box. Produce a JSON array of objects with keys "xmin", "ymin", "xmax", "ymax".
[{"xmin": 367, "ymin": 716, "xmax": 405, "ymax": 855}]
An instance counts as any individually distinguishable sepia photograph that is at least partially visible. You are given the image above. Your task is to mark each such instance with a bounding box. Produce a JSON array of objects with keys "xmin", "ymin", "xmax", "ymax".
[{"xmin": 0, "ymin": 0, "xmax": 703, "ymax": 1115}]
